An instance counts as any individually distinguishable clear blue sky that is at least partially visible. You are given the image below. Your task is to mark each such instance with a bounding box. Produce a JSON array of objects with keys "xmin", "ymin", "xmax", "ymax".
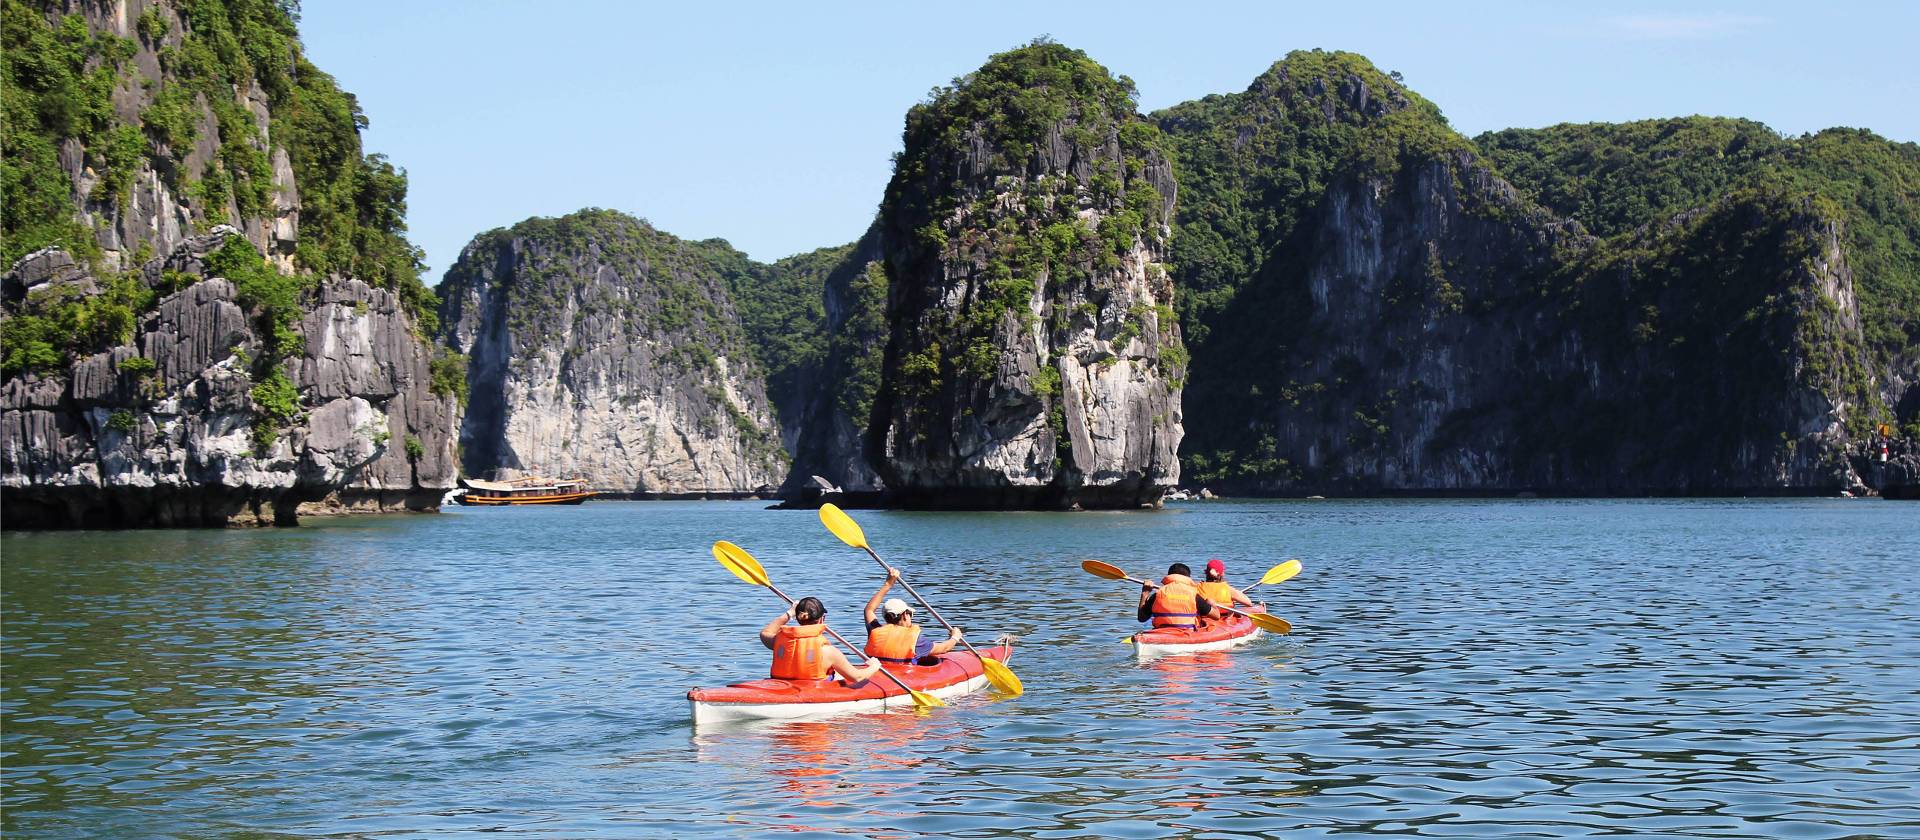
[{"xmin": 295, "ymin": 1, "xmax": 1920, "ymax": 283}]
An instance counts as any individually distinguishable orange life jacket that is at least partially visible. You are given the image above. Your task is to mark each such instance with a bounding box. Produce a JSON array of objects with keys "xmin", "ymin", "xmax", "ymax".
[
  {"xmin": 865, "ymin": 623, "xmax": 921, "ymax": 665},
  {"xmin": 771, "ymin": 623, "xmax": 829, "ymax": 680},
  {"xmin": 1198, "ymin": 580, "xmax": 1235, "ymax": 607},
  {"xmin": 1152, "ymin": 574, "xmax": 1200, "ymax": 629}
]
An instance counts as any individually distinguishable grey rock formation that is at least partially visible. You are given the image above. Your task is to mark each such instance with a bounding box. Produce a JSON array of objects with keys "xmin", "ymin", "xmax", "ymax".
[
  {"xmin": 44, "ymin": 1, "xmax": 299, "ymax": 274},
  {"xmin": 436, "ymin": 210, "xmax": 784, "ymax": 496},
  {"xmin": 1158, "ymin": 52, "xmax": 1912, "ymax": 496},
  {"xmin": 2, "ymin": 234, "xmax": 457, "ymax": 528},
  {"xmin": 776, "ymin": 227, "xmax": 890, "ymax": 498},
  {"xmin": 866, "ymin": 43, "xmax": 1185, "ymax": 509},
  {"xmin": 1239, "ymin": 155, "xmax": 1874, "ymax": 493}
]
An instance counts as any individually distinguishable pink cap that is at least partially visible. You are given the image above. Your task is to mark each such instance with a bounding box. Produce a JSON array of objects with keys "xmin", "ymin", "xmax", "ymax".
[{"xmin": 1206, "ymin": 558, "xmax": 1225, "ymax": 575}]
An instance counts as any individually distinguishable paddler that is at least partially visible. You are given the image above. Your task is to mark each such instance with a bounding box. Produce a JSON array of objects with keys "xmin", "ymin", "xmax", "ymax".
[
  {"xmin": 1195, "ymin": 558, "xmax": 1258, "ymax": 625},
  {"xmin": 864, "ymin": 567, "xmax": 962, "ymax": 666},
  {"xmin": 760, "ymin": 596, "xmax": 885, "ymax": 683},
  {"xmin": 1137, "ymin": 562, "xmax": 1217, "ymax": 629}
]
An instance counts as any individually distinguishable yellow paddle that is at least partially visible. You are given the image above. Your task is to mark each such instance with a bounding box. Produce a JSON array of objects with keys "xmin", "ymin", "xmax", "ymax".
[
  {"xmin": 817, "ymin": 504, "xmax": 1024, "ymax": 696},
  {"xmin": 1081, "ymin": 559, "xmax": 1293, "ymax": 635},
  {"xmin": 711, "ymin": 540, "xmax": 944, "ymax": 709},
  {"xmin": 1241, "ymin": 559, "xmax": 1304, "ymax": 595}
]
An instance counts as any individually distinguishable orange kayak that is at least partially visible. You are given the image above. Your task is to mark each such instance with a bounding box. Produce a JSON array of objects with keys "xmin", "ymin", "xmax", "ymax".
[
  {"xmin": 1132, "ymin": 607, "xmax": 1265, "ymax": 657},
  {"xmin": 688, "ymin": 643, "xmax": 1013, "ymax": 724}
]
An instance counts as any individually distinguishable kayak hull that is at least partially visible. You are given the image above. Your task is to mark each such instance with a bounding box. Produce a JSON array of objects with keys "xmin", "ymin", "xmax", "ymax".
[
  {"xmin": 1132, "ymin": 608, "xmax": 1264, "ymax": 658},
  {"xmin": 688, "ymin": 643, "xmax": 1012, "ymax": 725}
]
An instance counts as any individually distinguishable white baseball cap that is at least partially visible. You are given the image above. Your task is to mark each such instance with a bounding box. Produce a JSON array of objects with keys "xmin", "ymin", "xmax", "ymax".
[{"xmin": 883, "ymin": 598, "xmax": 912, "ymax": 618}]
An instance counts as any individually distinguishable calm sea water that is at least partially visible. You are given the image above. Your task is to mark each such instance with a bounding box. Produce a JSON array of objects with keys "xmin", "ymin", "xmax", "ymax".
[{"xmin": 3, "ymin": 499, "xmax": 1918, "ymax": 838}]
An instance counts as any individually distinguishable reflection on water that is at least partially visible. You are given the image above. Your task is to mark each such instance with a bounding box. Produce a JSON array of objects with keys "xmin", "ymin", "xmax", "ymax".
[{"xmin": 5, "ymin": 499, "xmax": 1920, "ymax": 837}]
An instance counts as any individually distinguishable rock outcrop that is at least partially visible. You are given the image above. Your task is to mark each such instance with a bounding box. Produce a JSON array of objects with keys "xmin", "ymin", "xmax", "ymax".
[
  {"xmin": 2, "ymin": 233, "xmax": 457, "ymax": 527},
  {"xmin": 774, "ymin": 227, "xmax": 890, "ymax": 498},
  {"xmin": 1, "ymin": 1, "xmax": 457, "ymax": 527},
  {"xmin": 1157, "ymin": 50, "xmax": 1914, "ymax": 495},
  {"xmin": 435, "ymin": 210, "xmax": 785, "ymax": 496},
  {"xmin": 865, "ymin": 41, "xmax": 1184, "ymax": 509}
]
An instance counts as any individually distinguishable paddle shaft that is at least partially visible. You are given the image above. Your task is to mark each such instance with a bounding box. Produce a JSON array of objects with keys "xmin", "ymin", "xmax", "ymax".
[
  {"xmin": 760, "ymin": 579, "xmax": 925, "ymax": 700},
  {"xmin": 856, "ymin": 544, "xmax": 995, "ymax": 663}
]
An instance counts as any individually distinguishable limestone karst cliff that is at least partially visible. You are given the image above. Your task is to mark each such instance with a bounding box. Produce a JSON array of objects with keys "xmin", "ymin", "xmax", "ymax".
[
  {"xmin": 435, "ymin": 210, "xmax": 786, "ymax": 496},
  {"xmin": 1, "ymin": 0, "xmax": 456, "ymax": 527},
  {"xmin": 1156, "ymin": 50, "xmax": 1916, "ymax": 495},
  {"xmin": 766, "ymin": 228, "xmax": 890, "ymax": 497},
  {"xmin": 863, "ymin": 41, "xmax": 1185, "ymax": 509}
]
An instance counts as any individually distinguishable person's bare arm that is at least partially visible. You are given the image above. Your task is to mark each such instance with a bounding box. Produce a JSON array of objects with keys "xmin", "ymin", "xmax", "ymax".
[
  {"xmin": 864, "ymin": 567, "xmax": 900, "ymax": 625},
  {"xmin": 1137, "ymin": 583, "xmax": 1155, "ymax": 623},
  {"xmin": 1232, "ymin": 586, "xmax": 1255, "ymax": 608},
  {"xmin": 759, "ymin": 610, "xmax": 790, "ymax": 650},
  {"xmin": 824, "ymin": 646, "xmax": 882, "ymax": 682},
  {"xmin": 931, "ymin": 627, "xmax": 961, "ymax": 656}
]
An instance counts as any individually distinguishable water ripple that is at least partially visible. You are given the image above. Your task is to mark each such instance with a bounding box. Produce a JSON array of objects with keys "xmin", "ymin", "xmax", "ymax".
[{"xmin": 4, "ymin": 499, "xmax": 1919, "ymax": 837}]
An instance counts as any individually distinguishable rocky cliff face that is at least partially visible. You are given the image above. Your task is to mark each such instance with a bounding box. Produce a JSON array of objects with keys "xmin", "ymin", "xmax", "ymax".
[
  {"xmin": 866, "ymin": 41, "xmax": 1184, "ymax": 509},
  {"xmin": 773, "ymin": 227, "xmax": 890, "ymax": 496},
  {"xmin": 1, "ymin": 0, "xmax": 456, "ymax": 527},
  {"xmin": 436, "ymin": 210, "xmax": 785, "ymax": 496},
  {"xmin": 1157, "ymin": 51, "xmax": 1908, "ymax": 495},
  {"xmin": 3, "ymin": 232, "xmax": 457, "ymax": 527},
  {"xmin": 1233, "ymin": 161, "xmax": 1872, "ymax": 493}
]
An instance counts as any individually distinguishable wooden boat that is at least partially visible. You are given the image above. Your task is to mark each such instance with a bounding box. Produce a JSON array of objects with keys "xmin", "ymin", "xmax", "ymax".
[
  {"xmin": 1131, "ymin": 606, "xmax": 1266, "ymax": 658},
  {"xmin": 456, "ymin": 477, "xmax": 594, "ymax": 506},
  {"xmin": 687, "ymin": 643, "xmax": 1013, "ymax": 724}
]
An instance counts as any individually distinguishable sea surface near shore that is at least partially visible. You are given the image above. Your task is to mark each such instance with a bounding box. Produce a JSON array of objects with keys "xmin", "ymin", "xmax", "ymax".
[{"xmin": 4, "ymin": 499, "xmax": 1917, "ymax": 837}]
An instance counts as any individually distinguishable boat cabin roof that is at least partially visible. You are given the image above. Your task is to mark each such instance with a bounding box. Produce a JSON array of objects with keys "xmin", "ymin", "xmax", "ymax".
[{"xmin": 462, "ymin": 478, "xmax": 585, "ymax": 492}]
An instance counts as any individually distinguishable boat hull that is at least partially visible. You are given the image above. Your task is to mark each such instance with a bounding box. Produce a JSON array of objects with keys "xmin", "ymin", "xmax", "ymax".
[
  {"xmin": 1132, "ymin": 608, "xmax": 1264, "ymax": 658},
  {"xmin": 688, "ymin": 643, "xmax": 1012, "ymax": 724},
  {"xmin": 457, "ymin": 491, "xmax": 594, "ymax": 506}
]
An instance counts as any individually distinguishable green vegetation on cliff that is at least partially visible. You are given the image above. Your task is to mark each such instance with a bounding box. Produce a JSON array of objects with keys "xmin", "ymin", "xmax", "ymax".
[
  {"xmin": 1, "ymin": 0, "xmax": 128, "ymax": 262},
  {"xmin": 1155, "ymin": 50, "xmax": 1477, "ymax": 480},
  {"xmin": 739, "ymin": 245, "xmax": 837, "ymax": 418},
  {"xmin": 0, "ymin": 0, "xmax": 434, "ymax": 328},
  {"xmin": 1156, "ymin": 50, "xmax": 1465, "ymax": 346},
  {"xmin": 883, "ymin": 39, "xmax": 1176, "ymax": 395},
  {"xmin": 1479, "ymin": 118, "xmax": 1920, "ymax": 362},
  {"xmin": 1, "ymin": 272, "xmax": 153, "ymax": 376},
  {"xmin": 439, "ymin": 209, "xmax": 761, "ymax": 368}
]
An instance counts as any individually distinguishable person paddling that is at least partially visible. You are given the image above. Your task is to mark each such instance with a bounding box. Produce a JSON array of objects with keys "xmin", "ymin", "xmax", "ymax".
[
  {"xmin": 864, "ymin": 567, "xmax": 961, "ymax": 666},
  {"xmin": 760, "ymin": 596, "xmax": 884, "ymax": 683},
  {"xmin": 1137, "ymin": 562, "xmax": 1216, "ymax": 630},
  {"xmin": 1196, "ymin": 559, "xmax": 1258, "ymax": 625}
]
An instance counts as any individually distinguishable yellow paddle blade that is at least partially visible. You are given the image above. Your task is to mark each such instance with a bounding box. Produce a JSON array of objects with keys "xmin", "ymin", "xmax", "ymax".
[
  {"xmin": 1260, "ymin": 559, "xmax": 1303, "ymax": 586},
  {"xmin": 1081, "ymin": 559, "xmax": 1129, "ymax": 581},
  {"xmin": 1248, "ymin": 612, "xmax": 1293, "ymax": 634},
  {"xmin": 711, "ymin": 540, "xmax": 770, "ymax": 587},
  {"xmin": 980, "ymin": 656, "xmax": 1023, "ymax": 696},
  {"xmin": 817, "ymin": 503, "xmax": 869, "ymax": 550},
  {"xmin": 905, "ymin": 685, "xmax": 944, "ymax": 708}
]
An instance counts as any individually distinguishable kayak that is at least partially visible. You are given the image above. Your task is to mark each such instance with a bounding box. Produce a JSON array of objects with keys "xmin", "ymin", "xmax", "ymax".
[
  {"xmin": 1131, "ymin": 607, "xmax": 1265, "ymax": 658},
  {"xmin": 688, "ymin": 643, "xmax": 1013, "ymax": 724}
]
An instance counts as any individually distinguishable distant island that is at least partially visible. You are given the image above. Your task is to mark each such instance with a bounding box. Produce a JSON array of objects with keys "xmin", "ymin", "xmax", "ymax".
[{"xmin": 4, "ymin": 5, "xmax": 1916, "ymax": 527}]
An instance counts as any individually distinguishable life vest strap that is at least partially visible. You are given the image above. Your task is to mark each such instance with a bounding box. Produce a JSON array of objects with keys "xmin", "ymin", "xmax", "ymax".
[{"xmin": 874, "ymin": 655, "xmax": 916, "ymax": 664}]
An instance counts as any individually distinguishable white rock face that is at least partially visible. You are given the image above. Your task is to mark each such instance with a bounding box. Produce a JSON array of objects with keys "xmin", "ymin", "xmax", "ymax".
[
  {"xmin": 1, "ymin": 235, "xmax": 459, "ymax": 527},
  {"xmin": 870, "ymin": 56, "xmax": 1185, "ymax": 509},
  {"xmin": 436, "ymin": 210, "xmax": 785, "ymax": 496}
]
